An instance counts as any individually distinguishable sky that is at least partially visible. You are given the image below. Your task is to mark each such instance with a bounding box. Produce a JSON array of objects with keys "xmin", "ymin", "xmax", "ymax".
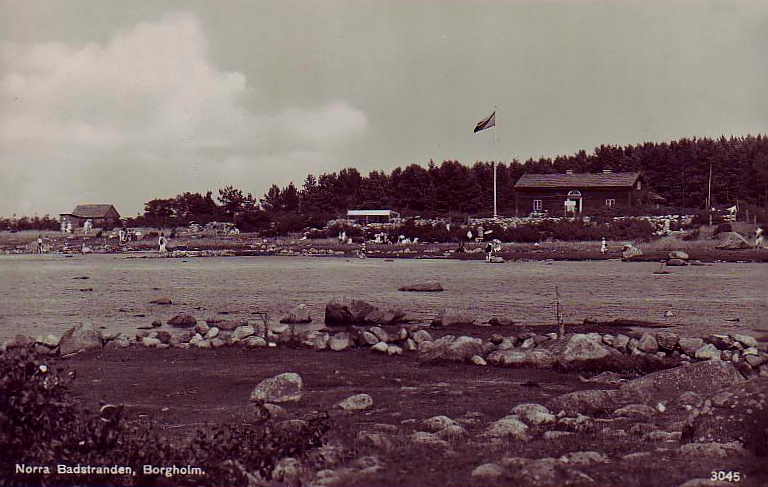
[{"xmin": 1, "ymin": 0, "xmax": 767, "ymax": 217}]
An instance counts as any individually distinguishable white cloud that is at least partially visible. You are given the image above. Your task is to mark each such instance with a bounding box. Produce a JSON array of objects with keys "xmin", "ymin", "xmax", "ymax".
[{"xmin": 0, "ymin": 12, "xmax": 367, "ymax": 215}]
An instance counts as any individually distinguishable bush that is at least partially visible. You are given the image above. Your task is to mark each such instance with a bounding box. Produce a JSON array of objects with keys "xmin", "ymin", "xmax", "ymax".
[{"xmin": 0, "ymin": 345, "xmax": 330, "ymax": 486}]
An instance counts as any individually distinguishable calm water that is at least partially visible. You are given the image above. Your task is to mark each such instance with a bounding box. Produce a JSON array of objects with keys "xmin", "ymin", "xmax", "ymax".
[{"xmin": 0, "ymin": 254, "xmax": 765, "ymax": 341}]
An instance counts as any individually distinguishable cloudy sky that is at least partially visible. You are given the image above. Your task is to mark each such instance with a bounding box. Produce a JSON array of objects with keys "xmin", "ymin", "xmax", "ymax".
[{"xmin": 1, "ymin": 0, "xmax": 766, "ymax": 217}]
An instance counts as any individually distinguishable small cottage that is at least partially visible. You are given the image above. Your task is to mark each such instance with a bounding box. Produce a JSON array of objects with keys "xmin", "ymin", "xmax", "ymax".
[{"xmin": 59, "ymin": 204, "xmax": 121, "ymax": 229}]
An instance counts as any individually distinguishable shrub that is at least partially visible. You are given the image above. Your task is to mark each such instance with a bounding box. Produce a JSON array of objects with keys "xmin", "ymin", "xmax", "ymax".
[{"xmin": 0, "ymin": 346, "xmax": 330, "ymax": 486}]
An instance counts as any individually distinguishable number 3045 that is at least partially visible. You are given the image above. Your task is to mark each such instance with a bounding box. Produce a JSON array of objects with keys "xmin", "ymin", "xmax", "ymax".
[{"xmin": 711, "ymin": 471, "xmax": 741, "ymax": 482}]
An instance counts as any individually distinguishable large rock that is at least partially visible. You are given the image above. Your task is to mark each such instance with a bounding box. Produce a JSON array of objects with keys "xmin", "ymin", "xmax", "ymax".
[
  {"xmin": 329, "ymin": 332, "xmax": 353, "ymax": 351},
  {"xmin": 622, "ymin": 244, "xmax": 643, "ymax": 260},
  {"xmin": 679, "ymin": 337, "xmax": 705, "ymax": 356},
  {"xmin": 715, "ymin": 231, "xmax": 752, "ymax": 250},
  {"xmin": 548, "ymin": 389, "xmax": 623, "ymax": 415},
  {"xmin": 412, "ymin": 329, "xmax": 433, "ymax": 343},
  {"xmin": 620, "ymin": 361, "xmax": 746, "ymax": 406},
  {"xmin": 167, "ymin": 314, "xmax": 197, "ymax": 328},
  {"xmin": 486, "ymin": 349, "xmax": 557, "ymax": 369},
  {"xmin": 324, "ymin": 297, "xmax": 377, "ymax": 325},
  {"xmin": 637, "ymin": 333, "xmax": 659, "ymax": 354},
  {"xmin": 666, "ymin": 258, "xmax": 688, "ymax": 266},
  {"xmin": 59, "ymin": 323, "xmax": 103, "ymax": 355},
  {"xmin": 232, "ymin": 325, "xmax": 256, "ymax": 341},
  {"xmin": 250, "ymin": 373, "xmax": 303, "ymax": 403},
  {"xmin": 543, "ymin": 334, "xmax": 614, "ymax": 370},
  {"xmin": 681, "ymin": 377, "xmax": 768, "ymax": 455},
  {"xmin": 669, "ymin": 250, "xmax": 690, "ymax": 260},
  {"xmin": 655, "ymin": 331, "xmax": 680, "ymax": 351},
  {"xmin": 337, "ymin": 394, "xmax": 374, "ymax": 412},
  {"xmin": 280, "ymin": 304, "xmax": 312, "ymax": 324},
  {"xmin": 398, "ymin": 282, "xmax": 444, "ymax": 292},
  {"xmin": 418, "ymin": 335, "xmax": 484, "ymax": 363},
  {"xmin": 482, "ymin": 416, "xmax": 530, "ymax": 441}
]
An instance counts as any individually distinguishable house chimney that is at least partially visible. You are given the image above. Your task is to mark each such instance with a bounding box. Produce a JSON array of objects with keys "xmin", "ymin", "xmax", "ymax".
[
  {"xmin": 565, "ymin": 170, "xmax": 574, "ymax": 175},
  {"xmin": 602, "ymin": 169, "xmax": 612, "ymax": 174}
]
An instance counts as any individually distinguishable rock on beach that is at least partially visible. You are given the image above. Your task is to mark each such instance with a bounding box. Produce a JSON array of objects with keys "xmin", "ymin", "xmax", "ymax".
[
  {"xmin": 59, "ymin": 323, "xmax": 103, "ymax": 356},
  {"xmin": 250, "ymin": 373, "xmax": 303, "ymax": 403}
]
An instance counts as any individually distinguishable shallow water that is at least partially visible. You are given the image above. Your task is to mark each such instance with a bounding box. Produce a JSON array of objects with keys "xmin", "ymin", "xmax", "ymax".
[{"xmin": 0, "ymin": 254, "xmax": 765, "ymax": 341}]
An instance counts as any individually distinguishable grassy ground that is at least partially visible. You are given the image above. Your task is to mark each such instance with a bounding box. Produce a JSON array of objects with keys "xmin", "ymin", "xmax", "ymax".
[{"xmin": 59, "ymin": 346, "xmax": 766, "ymax": 487}]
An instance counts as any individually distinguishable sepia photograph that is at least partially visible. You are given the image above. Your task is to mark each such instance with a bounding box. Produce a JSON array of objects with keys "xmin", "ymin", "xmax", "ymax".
[{"xmin": 0, "ymin": 0, "xmax": 767, "ymax": 486}]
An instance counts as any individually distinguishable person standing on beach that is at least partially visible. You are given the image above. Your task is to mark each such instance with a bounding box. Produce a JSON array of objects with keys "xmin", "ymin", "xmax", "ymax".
[
  {"xmin": 158, "ymin": 232, "xmax": 168, "ymax": 253},
  {"xmin": 36, "ymin": 235, "xmax": 43, "ymax": 254},
  {"xmin": 600, "ymin": 237, "xmax": 607, "ymax": 254},
  {"xmin": 485, "ymin": 242, "xmax": 493, "ymax": 262},
  {"xmin": 756, "ymin": 227, "xmax": 764, "ymax": 249}
]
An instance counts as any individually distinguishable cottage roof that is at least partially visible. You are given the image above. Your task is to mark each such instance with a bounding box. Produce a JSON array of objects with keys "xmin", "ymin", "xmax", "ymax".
[
  {"xmin": 514, "ymin": 172, "xmax": 641, "ymax": 189},
  {"xmin": 68, "ymin": 204, "xmax": 120, "ymax": 218}
]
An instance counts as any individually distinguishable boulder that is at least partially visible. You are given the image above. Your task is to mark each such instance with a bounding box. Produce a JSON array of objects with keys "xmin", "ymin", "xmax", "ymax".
[
  {"xmin": 409, "ymin": 432, "xmax": 450, "ymax": 450},
  {"xmin": 232, "ymin": 325, "xmax": 256, "ymax": 341},
  {"xmin": 141, "ymin": 337, "xmax": 161, "ymax": 348},
  {"xmin": 620, "ymin": 360, "xmax": 745, "ymax": 406},
  {"xmin": 471, "ymin": 463, "xmax": 505, "ymax": 481},
  {"xmin": 695, "ymin": 344, "xmax": 722, "ymax": 360},
  {"xmin": 708, "ymin": 334, "xmax": 735, "ymax": 350},
  {"xmin": 412, "ymin": 329, "xmax": 433, "ymax": 343},
  {"xmin": 243, "ymin": 336, "xmax": 268, "ymax": 348},
  {"xmin": 471, "ymin": 355, "xmax": 487, "ymax": 366},
  {"xmin": 150, "ymin": 297, "xmax": 173, "ymax": 305},
  {"xmin": 422, "ymin": 415, "xmax": 458, "ymax": 432},
  {"xmin": 398, "ymin": 282, "xmax": 443, "ymax": 292},
  {"xmin": 324, "ymin": 297, "xmax": 376, "ymax": 325},
  {"xmin": 104, "ymin": 334, "xmax": 131, "ymax": 349},
  {"xmin": 488, "ymin": 317, "xmax": 517, "ymax": 327},
  {"xmin": 360, "ymin": 331, "xmax": 379, "ymax": 346},
  {"xmin": 511, "ymin": 403, "xmax": 555, "ymax": 426},
  {"xmin": 548, "ymin": 389, "xmax": 623, "ymax": 415},
  {"xmin": 637, "ymin": 333, "xmax": 659, "ymax": 354},
  {"xmin": 668, "ymin": 250, "xmax": 690, "ymax": 260},
  {"xmin": 371, "ymin": 341, "xmax": 389, "ymax": 353},
  {"xmin": 167, "ymin": 314, "xmax": 197, "ymax": 328},
  {"xmin": 418, "ymin": 335, "xmax": 484, "ymax": 363},
  {"xmin": 387, "ymin": 345, "xmax": 403, "ymax": 356},
  {"xmin": 681, "ymin": 377, "xmax": 768, "ymax": 455},
  {"xmin": 715, "ymin": 231, "xmax": 752, "ymax": 250},
  {"xmin": 622, "ymin": 244, "xmax": 643, "ymax": 260},
  {"xmin": 312, "ymin": 332, "xmax": 330, "ymax": 351},
  {"xmin": 543, "ymin": 333, "xmax": 614, "ymax": 370},
  {"xmin": 655, "ymin": 332, "xmax": 680, "ymax": 351},
  {"xmin": 280, "ymin": 304, "xmax": 312, "ymax": 324},
  {"xmin": 369, "ymin": 326, "xmax": 390, "ymax": 343},
  {"xmin": 483, "ymin": 416, "xmax": 530, "ymax": 441},
  {"xmin": 59, "ymin": 323, "xmax": 103, "ymax": 356},
  {"xmin": 734, "ymin": 334, "xmax": 758, "ymax": 348},
  {"xmin": 250, "ymin": 373, "xmax": 303, "ymax": 403},
  {"xmin": 679, "ymin": 337, "xmax": 705, "ymax": 356},
  {"xmin": 329, "ymin": 332, "xmax": 353, "ymax": 351},
  {"xmin": 338, "ymin": 394, "xmax": 374, "ymax": 412},
  {"xmin": 486, "ymin": 349, "xmax": 557, "ymax": 369},
  {"xmin": 194, "ymin": 321, "xmax": 210, "ymax": 335},
  {"xmin": 665, "ymin": 258, "xmax": 688, "ymax": 266},
  {"xmin": 613, "ymin": 404, "xmax": 657, "ymax": 420}
]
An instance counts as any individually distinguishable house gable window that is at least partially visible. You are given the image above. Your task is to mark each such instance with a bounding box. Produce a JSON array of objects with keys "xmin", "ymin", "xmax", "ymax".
[
  {"xmin": 533, "ymin": 199, "xmax": 542, "ymax": 211},
  {"xmin": 606, "ymin": 198, "xmax": 616, "ymax": 208}
]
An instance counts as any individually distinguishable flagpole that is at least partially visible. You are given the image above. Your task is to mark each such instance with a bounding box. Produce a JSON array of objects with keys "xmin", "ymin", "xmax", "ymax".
[{"xmin": 493, "ymin": 105, "xmax": 498, "ymax": 219}]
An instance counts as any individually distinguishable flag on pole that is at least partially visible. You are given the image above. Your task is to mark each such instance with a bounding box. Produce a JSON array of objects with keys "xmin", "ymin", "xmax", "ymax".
[{"xmin": 473, "ymin": 111, "xmax": 496, "ymax": 133}]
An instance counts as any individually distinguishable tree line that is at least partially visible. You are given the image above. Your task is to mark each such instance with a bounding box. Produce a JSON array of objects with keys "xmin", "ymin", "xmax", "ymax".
[{"xmin": 128, "ymin": 134, "xmax": 768, "ymax": 232}]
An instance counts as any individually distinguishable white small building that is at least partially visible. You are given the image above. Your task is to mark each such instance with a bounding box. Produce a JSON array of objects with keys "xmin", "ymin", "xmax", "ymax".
[{"xmin": 346, "ymin": 209, "xmax": 401, "ymax": 224}]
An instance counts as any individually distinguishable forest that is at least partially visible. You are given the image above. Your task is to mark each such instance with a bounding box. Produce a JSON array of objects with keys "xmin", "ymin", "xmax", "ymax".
[{"xmin": 2, "ymin": 135, "xmax": 766, "ymax": 233}]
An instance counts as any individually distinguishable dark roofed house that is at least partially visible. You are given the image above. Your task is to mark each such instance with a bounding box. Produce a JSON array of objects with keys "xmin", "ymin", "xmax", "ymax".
[
  {"xmin": 512, "ymin": 170, "xmax": 665, "ymax": 217},
  {"xmin": 60, "ymin": 204, "xmax": 121, "ymax": 229}
]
